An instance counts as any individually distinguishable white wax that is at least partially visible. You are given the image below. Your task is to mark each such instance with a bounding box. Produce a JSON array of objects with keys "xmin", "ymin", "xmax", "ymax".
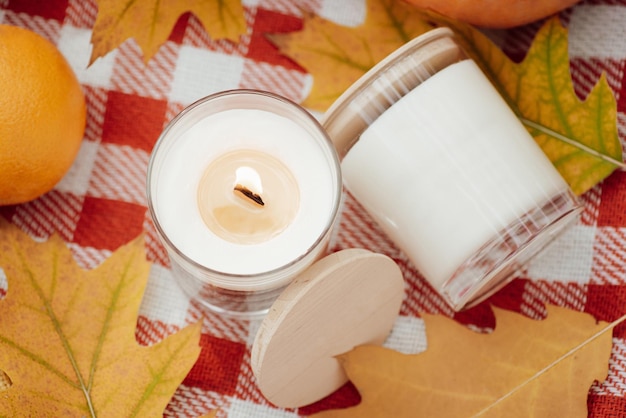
[
  {"xmin": 154, "ymin": 108, "xmax": 336, "ymax": 275},
  {"xmin": 341, "ymin": 59, "xmax": 568, "ymax": 288}
]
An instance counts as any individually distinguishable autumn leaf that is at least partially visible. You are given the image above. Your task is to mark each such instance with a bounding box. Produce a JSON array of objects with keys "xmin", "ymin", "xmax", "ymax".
[
  {"xmin": 269, "ymin": 0, "xmax": 624, "ymax": 195},
  {"xmin": 267, "ymin": 0, "xmax": 435, "ymax": 110},
  {"xmin": 0, "ymin": 219, "xmax": 202, "ymax": 416},
  {"xmin": 90, "ymin": 0, "xmax": 246, "ymax": 64},
  {"xmin": 312, "ymin": 306, "xmax": 613, "ymax": 418}
]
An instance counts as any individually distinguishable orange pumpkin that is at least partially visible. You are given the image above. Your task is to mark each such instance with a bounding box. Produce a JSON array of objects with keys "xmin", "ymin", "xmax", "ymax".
[{"xmin": 403, "ymin": 0, "xmax": 582, "ymax": 28}]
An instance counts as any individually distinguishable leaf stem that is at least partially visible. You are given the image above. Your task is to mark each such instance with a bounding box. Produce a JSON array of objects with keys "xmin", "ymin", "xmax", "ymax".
[{"xmin": 520, "ymin": 117, "xmax": 626, "ymax": 171}]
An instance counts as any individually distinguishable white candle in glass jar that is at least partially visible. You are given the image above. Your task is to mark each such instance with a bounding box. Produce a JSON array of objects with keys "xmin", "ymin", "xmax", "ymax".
[
  {"xmin": 148, "ymin": 91, "xmax": 342, "ymax": 320},
  {"xmin": 342, "ymin": 60, "xmax": 568, "ymax": 287},
  {"xmin": 154, "ymin": 108, "xmax": 337, "ymax": 275},
  {"xmin": 321, "ymin": 28, "xmax": 582, "ymax": 311}
]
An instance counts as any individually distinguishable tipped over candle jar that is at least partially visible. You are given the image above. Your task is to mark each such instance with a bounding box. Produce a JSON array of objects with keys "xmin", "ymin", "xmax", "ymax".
[
  {"xmin": 147, "ymin": 90, "xmax": 342, "ymax": 317},
  {"xmin": 323, "ymin": 28, "xmax": 583, "ymax": 311}
]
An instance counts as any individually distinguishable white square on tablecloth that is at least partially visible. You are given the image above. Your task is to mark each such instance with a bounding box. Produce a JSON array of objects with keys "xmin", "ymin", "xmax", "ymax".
[
  {"xmin": 318, "ymin": 0, "xmax": 366, "ymax": 27},
  {"xmin": 57, "ymin": 25, "xmax": 117, "ymax": 89},
  {"xmin": 139, "ymin": 264, "xmax": 191, "ymax": 326},
  {"xmin": 55, "ymin": 140, "xmax": 99, "ymax": 197},
  {"xmin": 169, "ymin": 45, "xmax": 245, "ymax": 105},
  {"xmin": 569, "ymin": 5, "xmax": 626, "ymax": 59},
  {"xmin": 383, "ymin": 315, "xmax": 427, "ymax": 355},
  {"xmin": 227, "ymin": 398, "xmax": 299, "ymax": 418},
  {"xmin": 525, "ymin": 224, "xmax": 595, "ymax": 284},
  {"xmin": 241, "ymin": 0, "xmax": 260, "ymax": 7}
]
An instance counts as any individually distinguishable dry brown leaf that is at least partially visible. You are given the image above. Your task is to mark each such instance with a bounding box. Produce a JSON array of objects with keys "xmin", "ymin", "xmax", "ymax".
[
  {"xmin": 90, "ymin": 0, "xmax": 246, "ymax": 64},
  {"xmin": 0, "ymin": 219, "xmax": 202, "ymax": 416},
  {"xmin": 312, "ymin": 306, "xmax": 613, "ymax": 417}
]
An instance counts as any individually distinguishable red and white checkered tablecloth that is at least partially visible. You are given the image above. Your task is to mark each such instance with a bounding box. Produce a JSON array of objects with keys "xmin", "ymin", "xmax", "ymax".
[{"xmin": 1, "ymin": 0, "xmax": 626, "ymax": 416}]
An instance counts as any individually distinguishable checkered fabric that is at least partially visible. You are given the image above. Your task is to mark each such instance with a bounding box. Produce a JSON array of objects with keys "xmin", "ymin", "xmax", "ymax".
[{"xmin": 1, "ymin": 0, "xmax": 626, "ymax": 416}]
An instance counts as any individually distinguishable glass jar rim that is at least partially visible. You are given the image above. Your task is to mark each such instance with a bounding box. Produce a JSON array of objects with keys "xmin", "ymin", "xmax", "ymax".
[
  {"xmin": 146, "ymin": 89, "xmax": 343, "ymax": 290},
  {"xmin": 322, "ymin": 27, "xmax": 464, "ymax": 159}
]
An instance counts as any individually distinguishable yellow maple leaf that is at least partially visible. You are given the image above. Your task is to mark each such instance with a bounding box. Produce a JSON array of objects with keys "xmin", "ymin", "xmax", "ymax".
[
  {"xmin": 90, "ymin": 0, "xmax": 246, "ymax": 64},
  {"xmin": 267, "ymin": 0, "xmax": 435, "ymax": 110},
  {"xmin": 0, "ymin": 219, "xmax": 202, "ymax": 416},
  {"xmin": 269, "ymin": 0, "xmax": 624, "ymax": 195},
  {"xmin": 312, "ymin": 306, "xmax": 614, "ymax": 418}
]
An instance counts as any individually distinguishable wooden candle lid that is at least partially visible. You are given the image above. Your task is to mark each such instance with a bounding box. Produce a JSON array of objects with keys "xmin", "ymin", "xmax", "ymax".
[{"xmin": 251, "ymin": 248, "xmax": 405, "ymax": 408}]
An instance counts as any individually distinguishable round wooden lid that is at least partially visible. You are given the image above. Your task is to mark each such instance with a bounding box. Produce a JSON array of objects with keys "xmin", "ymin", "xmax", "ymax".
[{"xmin": 251, "ymin": 248, "xmax": 405, "ymax": 408}]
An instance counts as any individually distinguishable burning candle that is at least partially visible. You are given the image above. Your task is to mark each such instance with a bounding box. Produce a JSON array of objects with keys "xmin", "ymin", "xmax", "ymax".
[
  {"xmin": 147, "ymin": 90, "xmax": 342, "ymax": 317},
  {"xmin": 323, "ymin": 28, "xmax": 583, "ymax": 310},
  {"xmin": 196, "ymin": 149, "xmax": 299, "ymax": 245}
]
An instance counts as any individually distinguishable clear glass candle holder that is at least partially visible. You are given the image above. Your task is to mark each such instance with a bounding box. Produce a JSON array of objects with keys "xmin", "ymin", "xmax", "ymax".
[
  {"xmin": 323, "ymin": 28, "xmax": 583, "ymax": 311},
  {"xmin": 147, "ymin": 90, "xmax": 342, "ymax": 318}
]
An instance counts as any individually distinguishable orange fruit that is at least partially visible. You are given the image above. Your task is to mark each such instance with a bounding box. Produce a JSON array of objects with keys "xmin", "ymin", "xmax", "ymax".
[
  {"xmin": 404, "ymin": 0, "xmax": 582, "ymax": 28},
  {"xmin": 0, "ymin": 24, "xmax": 86, "ymax": 206}
]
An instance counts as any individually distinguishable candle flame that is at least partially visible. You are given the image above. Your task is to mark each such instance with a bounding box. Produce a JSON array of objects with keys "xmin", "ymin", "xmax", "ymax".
[{"xmin": 234, "ymin": 166, "xmax": 264, "ymax": 207}]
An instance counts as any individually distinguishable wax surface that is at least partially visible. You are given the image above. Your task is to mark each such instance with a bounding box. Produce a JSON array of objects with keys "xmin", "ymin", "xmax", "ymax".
[
  {"xmin": 341, "ymin": 59, "xmax": 568, "ymax": 288},
  {"xmin": 154, "ymin": 108, "xmax": 336, "ymax": 276},
  {"xmin": 197, "ymin": 149, "xmax": 299, "ymax": 245}
]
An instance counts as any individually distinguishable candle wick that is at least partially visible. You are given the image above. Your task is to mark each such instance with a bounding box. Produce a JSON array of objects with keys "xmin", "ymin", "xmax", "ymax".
[{"xmin": 234, "ymin": 184, "xmax": 265, "ymax": 207}]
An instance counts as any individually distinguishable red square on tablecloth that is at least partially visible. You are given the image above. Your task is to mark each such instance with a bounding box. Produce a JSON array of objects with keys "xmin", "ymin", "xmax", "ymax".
[
  {"xmin": 72, "ymin": 197, "xmax": 146, "ymax": 251},
  {"xmin": 597, "ymin": 171, "xmax": 626, "ymax": 227},
  {"xmin": 183, "ymin": 334, "xmax": 246, "ymax": 394},
  {"xmin": 299, "ymin": 382, "xmax": 361, "ymax": 416},
  {"xmin": 247, "ymin": 9, "xmax": 305, "ymax": 71},
  {"xmin": 454, "ymin": 302, "xmax": 497, "ymax": 330},
  {"xmin": 488, "ymin": 278, "xmax": 528, "ymax": 313},
  {"xmin": 588, "ymin": 393, "xmax": 626, "ymax": 417},
  {"xmin": 101, "ymin": 91, "xmax": 168, "ymax": 153},
  {"xmin": 586, "ymin": 284, "xmax": 626, "ymax": 337},
  {"xmin": 168, "ymin": 12, "xmax": 190, "ymax": 44},
  {"xmin": 6, "ymin": 0, "xmax": 68, "ymax": 22}
]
